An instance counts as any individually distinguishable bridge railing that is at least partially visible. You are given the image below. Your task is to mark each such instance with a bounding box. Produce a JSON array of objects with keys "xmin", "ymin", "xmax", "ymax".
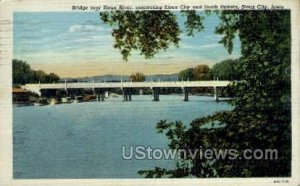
[{"xmin": 22, "ymin": 80, "xmax": 232, "ymax": 90}]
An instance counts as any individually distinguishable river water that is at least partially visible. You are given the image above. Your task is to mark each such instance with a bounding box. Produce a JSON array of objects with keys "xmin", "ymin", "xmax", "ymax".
[{"xmin": 13, "ymin": 95, "xmax": 231, "ymax": 178}]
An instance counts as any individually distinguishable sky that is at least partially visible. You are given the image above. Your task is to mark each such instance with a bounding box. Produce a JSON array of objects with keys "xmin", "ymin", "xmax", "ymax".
[{"xmin": 13, "ymin": 12, "xmax": 241, "ymax": 78}]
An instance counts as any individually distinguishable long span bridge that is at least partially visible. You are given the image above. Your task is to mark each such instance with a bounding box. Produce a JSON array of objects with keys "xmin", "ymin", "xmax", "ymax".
[{"xmin": 21, "ymin": 80, "xmax": 231, "ymax": 101}]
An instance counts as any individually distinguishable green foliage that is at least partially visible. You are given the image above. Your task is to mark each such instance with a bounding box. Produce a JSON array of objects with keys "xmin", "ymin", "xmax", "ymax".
[
  {"xmin": 48, "ymin": 73, "xmax": 60, "ymax": 83},
  {"xmin": 100, "ymin": 10, "xmax": 291, "ymax": 177},
  {"xmin": 215, "ymin": 12, "xmax": 240, "ymax": 54},
  {"xmin": 178, "ymin": 68, "xmax": 194, "ymax": 81},
  {"xmin": 181, "ymin": 10, "xmax": 204, "ymax": 37},
  {"xmin": 178, "ymin": 65, "xmax": 211, "ymax": 81},
  {"xmin": 13, "ymin": 59, "xmax": 60, "ymax": 85},
  {"xmin": 129, "ymin": 72, "xmax": 146, "ymax": 82},
  {"xmin": 192, "ymin": 64, "xmax": 211, "ymax": 80},
  {"xmin": 32, "ymin": 70, "xmax": 47, "ymax": 83},
  {"xmin": 210, "ymin": 59, "xmax": 241, "ymax": 80},
  {"xmin": 100, "ymin": 11, "xmax": 181, "ymax": 61},
  {"xmin": 13, "ymin": 59, "xmax": 33, "ymax": 85},
  {"xmin": 100, "ymin": 11, "xmax": 206, "ymax": 61}
]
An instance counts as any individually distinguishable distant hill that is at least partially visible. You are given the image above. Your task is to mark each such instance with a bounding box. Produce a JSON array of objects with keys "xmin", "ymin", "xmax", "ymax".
[{"xmin": 61, "ymin": 74, "xmax": 179, "ymax": 82}]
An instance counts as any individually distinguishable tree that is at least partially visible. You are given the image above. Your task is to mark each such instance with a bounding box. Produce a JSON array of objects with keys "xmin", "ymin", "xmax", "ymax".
[
  {"xmin": 178, "ymin": 68, "xmax": 194, "ymax": 81},
  {"xmin": 101, "ymin": 10, "xmax": 291, "ymax": 177},
  {"xmin": 13, "ymin": 59, "xmax": 60, "ymax": 84},
  {"xmin": 192, "ymin": 64, "xmax": 210, "ymax": 80},
  {"xmin": 210, "ymin": 59, "xmax": 241, "ymax": 80},
  {"xmin": 46, "ymin": 73, "xmax": 60, "ymax": 83},
  {"xmin": 32, "ymin": 70, "xmax": 47, "ymax": 83},
  {"xmin": 13, "ymin": 59, "xmax": 33, "ymax": 85},
  {"xmin": 100, "ymin": 11, "xmax": 204, "ymax": 61},
  {"xmin": 178, "ymin": 65, "xmax": 211, "ymax": 81},
  {"xmin": 129, "ymin": 72, "xmax": 146, "ymax": 82}
]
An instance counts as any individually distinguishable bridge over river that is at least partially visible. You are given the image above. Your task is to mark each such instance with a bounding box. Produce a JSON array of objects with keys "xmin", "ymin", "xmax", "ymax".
[{"xmin": 21, "ymin": 80, "xmax": 231, "ymax": 101}]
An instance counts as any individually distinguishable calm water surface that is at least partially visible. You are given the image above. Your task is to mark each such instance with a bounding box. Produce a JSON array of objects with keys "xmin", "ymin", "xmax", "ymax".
[{"xmin": 13, "ymin": 95, "xmax": 231, "ymax": 178}]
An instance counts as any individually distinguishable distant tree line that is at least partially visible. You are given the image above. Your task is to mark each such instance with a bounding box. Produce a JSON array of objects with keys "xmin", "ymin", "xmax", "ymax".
[
  {"xmin": 129, "ymin": 72, "xmax": 146, "ymax": 82},
  {"xmin": 178, "ymin": 59, "xmax": 242, "ymax": 81},
  {"xmin": 126, "ymin": 60, "xmax": 239, "ymax": 97},
  {"xmin": 13, "ymin": 59, "xmax": 60, "ymax": 85},
  {"xmin": 128, "ymin": 59, "xmax": 241, "ymax": 83}
]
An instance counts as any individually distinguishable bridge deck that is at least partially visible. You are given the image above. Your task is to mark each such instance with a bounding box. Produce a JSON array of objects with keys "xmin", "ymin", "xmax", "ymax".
[{"xmin": 22, "ymin": 81, "xmax": 231, "ymax": 90}]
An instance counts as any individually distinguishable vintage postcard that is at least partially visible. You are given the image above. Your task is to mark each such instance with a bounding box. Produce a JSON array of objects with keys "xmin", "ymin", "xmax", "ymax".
[{"xmin": 0, "ymin": 0, "xmax": 299, "ymax": 185}]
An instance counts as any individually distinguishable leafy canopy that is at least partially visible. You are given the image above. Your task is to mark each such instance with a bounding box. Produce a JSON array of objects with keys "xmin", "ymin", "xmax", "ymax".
[
  {"xmin": 100, "ymin": 11, "xmax": 204, "ymax": 61},
  {"xmin": 210, "ymin": 59, "xmax": 241, "ymax": 81},
  {"xmin": 178, "ymin": 64, "xmax": 212, "ymax": 81},
  {"xmin": 13, "ymin": 59, "xmax": 60, "ymax": 85},
  {"xmin": 129, "ymin": 72, "xmax": 146, "ymax": 82}
]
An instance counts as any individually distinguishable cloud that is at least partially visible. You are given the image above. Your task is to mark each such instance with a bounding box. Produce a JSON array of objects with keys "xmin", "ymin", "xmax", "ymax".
[
  {"xmin": 157, "ymin": 56, "xmax": 174, "ymax": 59},
  {"xmin": 74, "ymin": 35, "xmax": 111, "ymax": 43},
  {"xmin": 181, "ymin": 43, "xmax": 222, "ymax": 50},
  {"xmin": 69, "ymin": 24, "xmax": 109, "ymax": 33},
  {"xmin": 199, "ymin": 43, "xmax": 221, "ymax": 49}
]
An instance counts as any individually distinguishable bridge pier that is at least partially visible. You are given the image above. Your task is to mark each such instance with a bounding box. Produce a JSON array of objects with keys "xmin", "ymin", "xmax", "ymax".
[
  {"xmin": 214, "ymin": 86, "xmax": 219, "ymax": 102},
  {"xmin": 122, "ymin": 88, "xmax": 132, "ymax": 101},
  {"xmin": 152, "ymin": 88, "xmax": 160, "ymax": 101},
  {"xmin": 182, "ymin": 87, "xmax": 190, "ymax": 101},
  {"xmin": 139, "ymin": 89, "xmax": 143, "ymax": 95},
  {"xmin": 35, "ymin": 89, "xmax": 42, "ymax": 97},
  {"xmin": 95, "ymin": 89, "xmax": 105, "ymax": 101},
  {"xmin": 97, "ymin": 93, "xmax": 105, "ymax": 101},
  {"xmin": 105, "ymin": 91, "xmax": 109, "ymax": 98}
]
